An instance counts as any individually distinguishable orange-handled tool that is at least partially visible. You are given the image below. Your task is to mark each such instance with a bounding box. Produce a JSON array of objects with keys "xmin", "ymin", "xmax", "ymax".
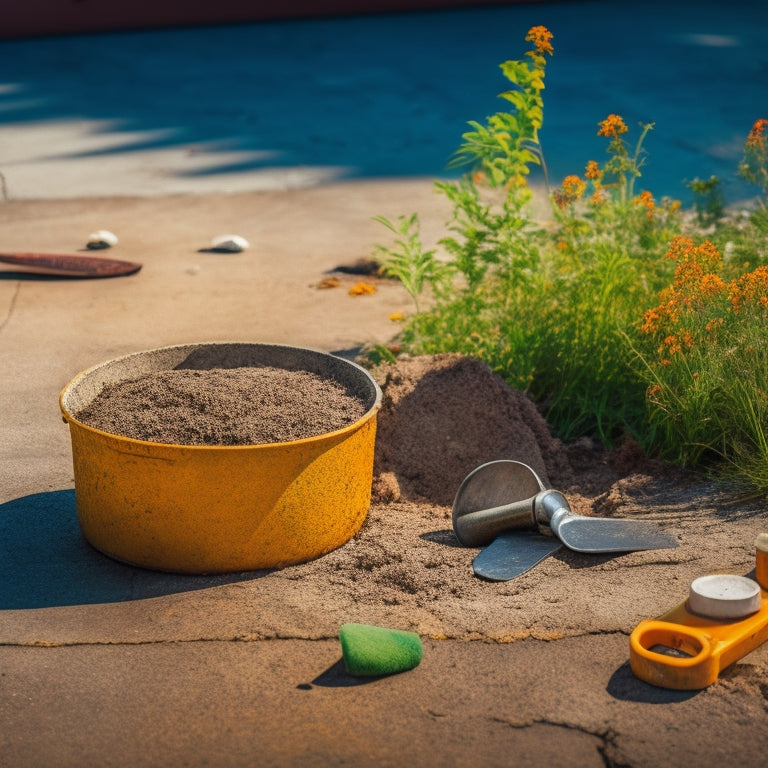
[{"xmin": 630, "ymin": 535, "xmax": 768, "ymax": 690}]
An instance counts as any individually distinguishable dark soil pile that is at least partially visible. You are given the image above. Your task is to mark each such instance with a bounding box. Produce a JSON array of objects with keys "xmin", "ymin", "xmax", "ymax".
[{"xmin": 74, "ymin": 367, "xmax": 367, "ymax": 445}]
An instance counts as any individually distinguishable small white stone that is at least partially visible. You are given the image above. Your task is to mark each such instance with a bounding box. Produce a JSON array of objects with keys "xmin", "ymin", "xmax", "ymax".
[
  {"xmin": 211, "ymin": 234, "xmax": 249, "ymax": 253},
  {"xmin": 86, "ymin": 230, "xmax": 118, "ymax": 249}
]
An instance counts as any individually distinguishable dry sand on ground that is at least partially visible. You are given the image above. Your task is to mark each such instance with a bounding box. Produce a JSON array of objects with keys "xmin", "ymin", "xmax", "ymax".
[{"xmin": 245, "ymin": 354, "xmax": 768, "ymax": 653}]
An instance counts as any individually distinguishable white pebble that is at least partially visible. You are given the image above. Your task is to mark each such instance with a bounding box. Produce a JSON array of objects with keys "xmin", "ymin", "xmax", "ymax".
[
  {"xmin": 211, "ymin": 234, "xmax": 249, "ymax": 253},
  {"xmin": 86, "ymin": 230, "xmax": 118, "ymax": 249}
]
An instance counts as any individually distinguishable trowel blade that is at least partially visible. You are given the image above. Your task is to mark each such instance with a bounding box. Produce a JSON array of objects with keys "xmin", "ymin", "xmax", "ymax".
[
  {"xmin": 554, "ymin": 517, "xmax": 678, "ymax": 554},
  {"xmin": 472, "ymin": 531, "xmax": 562, "ymax": 582}
]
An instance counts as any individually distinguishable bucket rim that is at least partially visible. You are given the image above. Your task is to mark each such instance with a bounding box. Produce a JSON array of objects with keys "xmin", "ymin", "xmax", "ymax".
[{"xmin": 59, "ymin": 341, "xmax": 382, "ymax": 451}]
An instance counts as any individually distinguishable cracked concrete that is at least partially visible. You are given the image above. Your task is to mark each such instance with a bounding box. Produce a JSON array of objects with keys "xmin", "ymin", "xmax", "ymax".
[
  {"xmin": 2, "ymin": 189, "xmax": 768, "ymax": 766},
  {"xmin": 2, "ymin": 635, "xmax": 767, "ymax": 768}
]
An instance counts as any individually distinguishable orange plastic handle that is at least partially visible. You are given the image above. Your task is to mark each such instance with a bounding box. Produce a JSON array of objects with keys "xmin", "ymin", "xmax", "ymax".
[
  {"xmin": 629, "ymin": 588, "xmax": 768, "ymax": 690},
  {"xmin": 630, "ymin": 620, "xmax": 718, "ymax": 689}
]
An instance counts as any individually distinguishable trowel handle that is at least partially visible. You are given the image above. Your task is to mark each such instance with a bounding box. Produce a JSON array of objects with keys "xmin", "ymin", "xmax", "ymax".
[
  {"xmin": 533, "ymin": 489, "xmax": 572, "ymax": 537},
  {"xmin": 453, "ymin": 496, "xmax": 536, "ymax": 547}
]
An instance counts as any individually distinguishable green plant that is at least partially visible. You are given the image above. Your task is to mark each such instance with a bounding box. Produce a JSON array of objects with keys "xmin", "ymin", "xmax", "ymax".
[
  {"xmin": 739, "ymin": 119, "xmax": 768, "ymax": 196},
  {"xmin": 372, "ymin": 27, "xmax": 768, "ymax": 494},
  {"xmin": 633, "ymin": 236, "xmax": 768, "ymax": 492},
  {"xmin": 374, "ymin": 25, "xmax": 553, "ymax": 388},
  {"xmin": 374, "ymin": 26, "xmax": 682, "ymax": 443},
  {"xmin": 687, "ymin": 175, "xmax": 725, "ymax": 226}
]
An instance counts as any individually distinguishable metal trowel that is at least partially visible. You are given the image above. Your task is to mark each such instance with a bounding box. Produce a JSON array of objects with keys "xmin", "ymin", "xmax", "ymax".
[{"xmin": 452, "ymin": 460, "xmax": 678, "ymax": 581}]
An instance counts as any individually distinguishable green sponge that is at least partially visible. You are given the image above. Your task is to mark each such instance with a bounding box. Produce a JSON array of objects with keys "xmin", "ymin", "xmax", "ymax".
[{"xmin": 339, "ymin": 623, "xmax": 423, "ymax": 677}]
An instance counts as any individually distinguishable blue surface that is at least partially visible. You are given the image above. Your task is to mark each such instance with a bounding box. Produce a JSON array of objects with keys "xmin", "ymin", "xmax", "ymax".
[{"xmin": 0, "ymin": 0, "xmax": 766, "ymax": 201}]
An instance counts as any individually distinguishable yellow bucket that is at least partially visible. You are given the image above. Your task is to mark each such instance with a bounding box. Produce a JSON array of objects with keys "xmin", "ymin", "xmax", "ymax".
[{"xmin": 59, "ymin": 343, "xmax": 382, "ymax": 573}]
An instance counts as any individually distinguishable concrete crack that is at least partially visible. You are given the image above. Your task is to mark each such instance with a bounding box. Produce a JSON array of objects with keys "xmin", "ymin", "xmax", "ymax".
[
  {"xmin": 491, "ymin": 718, "xmax": 630, "ymax": 768},
  {"xmin": 0, "ymin": 281, "xmax": 21, "ymax": 334}
]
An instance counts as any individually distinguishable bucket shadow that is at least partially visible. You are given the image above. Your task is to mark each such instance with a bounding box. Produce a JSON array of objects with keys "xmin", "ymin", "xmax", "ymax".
[{"xmin": 0, "ymin": 490, "xmax": 271, "ymax": 610}]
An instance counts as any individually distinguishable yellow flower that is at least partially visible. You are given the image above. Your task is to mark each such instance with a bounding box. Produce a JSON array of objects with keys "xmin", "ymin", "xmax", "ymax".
[
  {"xmin": 349, "ymin": 282, "xmax": 376, "ymax": 296},
  {"xmin": 388, "ymin": 312, "xmax": 404, "ymax": 322},
  {"xmin": 597, "ymin": 114, "xmax": 628, "ymax": 138},
  {"xmin": 525, "ymin": 25, "xmax": 554, "ymax": 56}
]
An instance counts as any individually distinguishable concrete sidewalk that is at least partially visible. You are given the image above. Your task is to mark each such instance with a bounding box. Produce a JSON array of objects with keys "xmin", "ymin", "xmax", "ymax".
[{"xmin": 1, "ymin": 3, "xmax": 768, "ymax": 767}]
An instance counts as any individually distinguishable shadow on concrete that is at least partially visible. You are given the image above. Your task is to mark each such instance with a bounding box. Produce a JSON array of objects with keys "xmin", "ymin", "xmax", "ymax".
[
  {"xmin": 0, "ymin": 490, "xmax": 270, "ymax": 610},
  {"xmin": 0, "ymin": 1, "xmax": 765, "ymax": 200},
  {"xmin": 310, "ymin": 657, "xmax": 391, "ymax": 687},
  {"xmin": 606, "ymin": 660, "xmax": 699, "ymax": 703}
]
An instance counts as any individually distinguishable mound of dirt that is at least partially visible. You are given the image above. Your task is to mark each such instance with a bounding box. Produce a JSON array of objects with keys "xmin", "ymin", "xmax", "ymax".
[{"xmin": 370, "ymin": 354, "xmax": 575, "ymax": 506}]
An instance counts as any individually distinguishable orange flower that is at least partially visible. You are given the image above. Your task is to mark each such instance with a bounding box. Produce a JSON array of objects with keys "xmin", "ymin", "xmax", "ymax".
[
  {"xmin": 562, "ymin": 175, "xmax": 586, "ymax": 199},
  {"xmin": 700, "ymin": 273, "xmax": 727, "ymax": 297},
  {"xmin": 673, "ymin": 261, "xmax": 704, "ymax": 290},
  {"xmin": 597, "ymin": 114, "xmax": 628, "ymax": 139},
  {"xmin": 525, "ymin": 25, "xmax": 554, "ymax": 55},
  {"xmin": 665, "ymin": 236, "xmax": 721, "ymax": 273},
  {"xmin": 634, "ymin": 189, "xmax": 655, "ymax": 219},
  {"xmin": 665, "ymin": 236, "xmax": 695, "ymax": 263},
  {"xmin": 641, "ymin": 307, "xmax": 661, "ymax": 334},
  {"xmin": 746, "ymin": 118, "xmax": 768, "ymax": 150},
  {"xmin": 554, "ymin": 175, "xmax": 586, "ymax": 208},
  {"xmin": 663, "ymin": 335, "xmax": 682, "ymax": 355},
  {"xmin": 730, "ymin": 265, "xmax": 768, "ymax": 312},
  {"xmin": 585, "ymin": 160, "xmax": 601, "ymax": 180}
]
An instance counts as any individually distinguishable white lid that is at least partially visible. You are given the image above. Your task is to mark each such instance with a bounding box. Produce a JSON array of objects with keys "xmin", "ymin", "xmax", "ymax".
[{"xmin": 688, "ymin": 574, "xmax": 761, "ymax": 620}]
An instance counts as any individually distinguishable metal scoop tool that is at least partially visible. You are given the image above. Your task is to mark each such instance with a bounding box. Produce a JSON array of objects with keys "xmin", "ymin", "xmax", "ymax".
[{"xmin": 452, "ymin": 460, "xmax": 678, "ymax": 581}]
